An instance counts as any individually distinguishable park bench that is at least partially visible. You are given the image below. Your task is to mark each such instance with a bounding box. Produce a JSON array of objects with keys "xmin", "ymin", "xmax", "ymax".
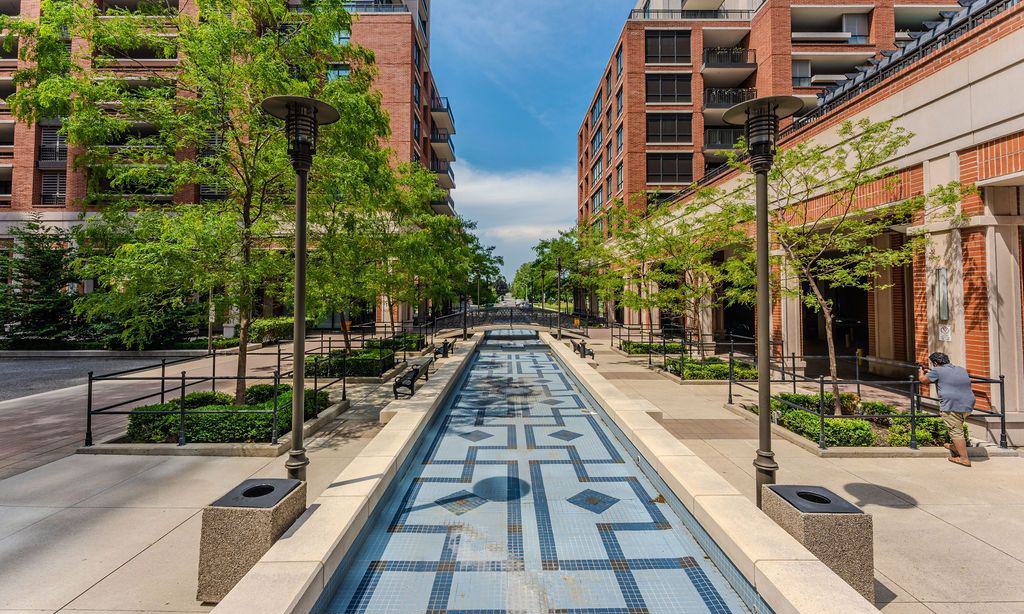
[
  {"xmin": 433, "ymin": 338, "xmax": 456, "ymax": 359},
  {"xmin": 571, "ymin": 339, "xmax": 595, "ymax": 360},
  {"xmin": 393, "ymin": 363, "xmax": 426, "ymax": 399}
]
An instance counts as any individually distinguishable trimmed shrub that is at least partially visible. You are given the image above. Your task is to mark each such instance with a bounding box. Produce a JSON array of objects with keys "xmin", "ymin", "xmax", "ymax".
[
  {"xmin": 776, "ymin": 406, "xmax": 876, "ymax": 447},
  {"xmin": 168, "ymin": 337, "xmax": 241, "ymax": 350},
  {"xmin": 665, "ymin": 357, "xmax": 756, "ymax": 380},
  {"xmin": 181, "ymin": 391, "xmax": 234, "ymax": 409},
  {"xmin": 620, "ymin": 340, "xmax": 685, "ymax": 355},
  {"xmin": 126, "ymin": 386, "xmax": 330, "ymax": 444},
  {"xmin": 365, "ymin": 333, "xmax": 426, "ymax": 352},
  {"xmin": 305, "ymin": 349, "xmax": 396, "ymax": 378},
  {"xmin": 244, "ymin": 383, "xmax": 292, "ymax": 405},
  {"xmin": 249, "ymin": 317, "xmax": 314, "ymax": 343}
]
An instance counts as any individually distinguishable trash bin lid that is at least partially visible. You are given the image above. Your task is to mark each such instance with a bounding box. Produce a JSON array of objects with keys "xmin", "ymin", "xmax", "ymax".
[
  {"xmin": 768, "ymin": 485, "xmax": 863, "ymax": 514},
  {"xmin": 211, "ymin": 478, "xmax": 302, "ymax": 509}
]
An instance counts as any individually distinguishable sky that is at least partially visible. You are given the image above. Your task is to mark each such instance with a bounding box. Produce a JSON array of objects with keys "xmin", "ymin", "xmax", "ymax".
[{"xmin": 430, "ymin": 0, "xmax": 635, "ymax": 282}]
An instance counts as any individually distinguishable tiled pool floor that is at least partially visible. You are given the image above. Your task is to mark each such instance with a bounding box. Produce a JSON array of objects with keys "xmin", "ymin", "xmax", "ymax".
[{"xmin": 324, "ymin": 332, "xmax": 751, "ymax": 613}]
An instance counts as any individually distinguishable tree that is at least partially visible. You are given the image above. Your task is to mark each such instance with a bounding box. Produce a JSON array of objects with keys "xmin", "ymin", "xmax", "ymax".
[
  {"xmin": 744, "ymin": 119, "xmax": 967, "ymax": 413},
  {"xmin": 7, "ymin": 0, "xmax": 382, "ymax": 401}
]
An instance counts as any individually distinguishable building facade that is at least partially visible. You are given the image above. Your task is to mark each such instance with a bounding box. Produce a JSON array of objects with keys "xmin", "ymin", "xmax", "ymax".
[{"xmin": 579, "ymin": 0, "xmax": 1024, "ymax": 443}]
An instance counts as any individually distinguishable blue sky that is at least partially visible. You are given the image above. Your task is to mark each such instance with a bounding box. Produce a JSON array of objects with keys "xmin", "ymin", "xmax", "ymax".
[{"xmin": 430, "ymin": 0, "xmax": 635, "ymax": 281}]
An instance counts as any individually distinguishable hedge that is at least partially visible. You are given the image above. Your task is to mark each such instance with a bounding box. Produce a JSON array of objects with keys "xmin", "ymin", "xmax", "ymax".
[
  {"xmin": 365, "ymin": 333, "xmax": 425, "ymax": 352},
  {"xmin": 665, "ymin": 357, "xmax": 756, "ymax": 380},
  {"xmin": 304, "ymin": 348, "xmax": 396, "ymax": 378},
  {"xmin": 126, "ymin": 386, "xmax": 330, "ymax": 444},
  {"xmin": 620, "ymin": 340, "xmax": 685, "ymax": 355},
  {"xmin": 168, "ymin": 337, "xmax": 241, "ymax": 350},
  {"xmin": 249, "ymin": 317, "xmax": 315, "ymax": 343}
]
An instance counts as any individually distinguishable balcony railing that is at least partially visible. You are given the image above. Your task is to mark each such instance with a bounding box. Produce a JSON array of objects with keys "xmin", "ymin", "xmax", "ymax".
[
  {"xmin": 430, "ymin": 129, "xmax": 455, "ymax": 156},
  {"xmin": 703, "ymin": 88, "xmax": 756, "ymax": 108},
  {"xmin": 704, "ymin": 128, "xmax": 744, "ymax": 149},
  {"xmin": 430, "ymin": 96, "xmax": 455, "ymax": 131},
  {"xmin": 629, "ymin": 8, "xmax": 755, "ymax": 20},
  {"xmin": 40, "ymin": 193, "xmax": 66, "ymax": 206},
  {"xmin": 702, "ymin": 47, "xmax": 755, "ymax": 67},
  {"xmin": 430, "ymin": 158, "xmax": 454, "ymax": 179},
  {"xmin": 792, "ymin": 76, "xmax": 813, "ymax": 87},
  {"xmin": 39, "ymin": 144, "xmax": 68, "ymax": 161},
  {"xmin": 341, "ymin": 1, "xmax": 410, "ymax": 13}
]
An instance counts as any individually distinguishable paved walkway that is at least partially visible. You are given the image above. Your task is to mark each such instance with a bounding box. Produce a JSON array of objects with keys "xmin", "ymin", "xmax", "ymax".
[
  {"xmin": 0, "ymin": 377, "xmax": 398, "ymax": 613},
  {"xmin": 579, "ymin": 331, "xmax": 1024, "ymax": 614}
]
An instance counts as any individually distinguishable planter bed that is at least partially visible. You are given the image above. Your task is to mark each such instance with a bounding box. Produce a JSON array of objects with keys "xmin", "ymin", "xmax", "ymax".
[
  {"xmin": 305, "ymin": 348, "xmax": 397, "ymax": 379},
  {"xmin": 662, "ymin": 356, "xmax": 756, "ymax": 381}
]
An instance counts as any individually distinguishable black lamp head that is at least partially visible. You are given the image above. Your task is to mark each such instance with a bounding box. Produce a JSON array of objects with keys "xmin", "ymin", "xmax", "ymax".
[
  {"xmin": 723, "ymin": 95, "xmax": 803, "ymax": 173},
  {"xmin": 261, "ymin": 95, "xmax": 340, "ymax": 172}
]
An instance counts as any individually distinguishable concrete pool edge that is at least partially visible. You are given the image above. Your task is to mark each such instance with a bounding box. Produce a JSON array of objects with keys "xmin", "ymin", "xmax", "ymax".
[
  {"xmin": 210, "ymin": 333, "xmax": 484, "ymax": 614},
  {"xmin": 542, "ymin": 332, "xmax": 877, "ymax": 614}
]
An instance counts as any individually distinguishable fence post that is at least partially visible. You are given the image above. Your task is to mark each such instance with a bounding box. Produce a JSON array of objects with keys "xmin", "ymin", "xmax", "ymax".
[
  {"xmin": 818, "ymin": 376, "xmax": 827, "ymax": 449},
  {"xmin": 908, "ymin": 376, "xmax": 918, "ymax": 450},
  {"xmin": 313, "ymin": 356, "xmax": 319, "ymax": 397},
  {"xmin": 178, "ymin": 371, "xmax": 187, "ymax": 447},
  {"xmin": 277, "ymin": 343, "xmax": 282, "ymax": 374},
  {"xmin": 271, "ymin": 371, "xmax": 280, "ymax": 445},
  {"xmin": 85, "ymin": 372, "xmax": 94, "ymax": 446},
  {"xmin": 160, "ymin": 358, "xmax": 167, "ymax": 403},
  {"xmin": 679, "ymin": 340, "xmax": 685, "ymax": 384},
  {"xmin": 791, "ymin": 352, "xmax": 797, "ymax": 394},
  {"xmin": 661, "ymin": 334, "xmax": 667, "ymax": 370},
  {"xmin": 855, "ymin": 356, "xmax": 861, "ymax": 397},
  {"xmin": 727, "ymin": 352, "xmax": 734, "ymax": 404},
  {"xmin": 211, "ymin": 347, "xmax": 217, "ymax": 392},
  {"xmin": 999, "ymin": 375, "xmax": 1007, "ymax": 449},
  {"xmin": 342, "ymin": 352, "xmax": 347, "ymax": 402},
  {"xmin": 729, "ymin": 333, "xmax": 735, "ymax": 358}
]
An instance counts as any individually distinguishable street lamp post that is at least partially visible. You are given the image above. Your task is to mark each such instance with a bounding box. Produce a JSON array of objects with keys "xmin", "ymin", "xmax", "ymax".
[
  {"xmin": 460, "ymin": 293, "xmax": 468, "ymax": 340},
  {"xmin": 556, "ymin": 256, "xmax": 562, "ymax": 340},
  {"xmin": 724, "ymin": 95, "xmax": 802, "ymax": 508},
  {"xmin": 261, "ymin": 95, "xmax": 340, "ymax": 482}
]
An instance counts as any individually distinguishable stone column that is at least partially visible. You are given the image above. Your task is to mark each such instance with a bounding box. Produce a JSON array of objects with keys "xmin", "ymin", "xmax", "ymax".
[{"xmin": 982, "ymin": 186, "xmax": 1024, "ymax": 416}]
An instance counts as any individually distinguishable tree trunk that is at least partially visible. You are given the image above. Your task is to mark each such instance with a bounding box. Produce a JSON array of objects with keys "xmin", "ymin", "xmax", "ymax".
[
  {"xmin": 341, "ymin": 308, "xmax": 352, "ymax": 353},
  {"xmin": 821, "ymin": 309, "xmax": 843, "ymax": 415},
  {"xmin": 234, "ymin": 310, "xmax": 249, "ymax": 404},
  {"xmin": 207, "ymin": 287, "xmax": 214, "ymax": 354}
]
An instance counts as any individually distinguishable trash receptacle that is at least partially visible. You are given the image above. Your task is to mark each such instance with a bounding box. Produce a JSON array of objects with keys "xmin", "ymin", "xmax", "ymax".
[
  {"xmin": 197, "ymin": 478, "xmax": 306, "ymax": 603},
  {"xmin": 762, "ymin": 485, "xmax": 874, "ymax": 602}
]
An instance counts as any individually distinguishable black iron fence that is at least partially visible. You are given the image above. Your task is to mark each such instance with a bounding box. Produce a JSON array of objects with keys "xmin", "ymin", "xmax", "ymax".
[{"xmin": 726, "ymin": 350, "xmax": 1008, "ymax": 450}]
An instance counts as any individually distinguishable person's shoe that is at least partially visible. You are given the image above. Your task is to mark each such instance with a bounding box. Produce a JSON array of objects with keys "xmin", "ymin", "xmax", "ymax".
[
  {"xmin": 950, "ymin": 437, "xmax": 972, "ymax": 467},
  {"xmin": 943, "ymin": 443, "xmax": 959, "ymax": 457}
]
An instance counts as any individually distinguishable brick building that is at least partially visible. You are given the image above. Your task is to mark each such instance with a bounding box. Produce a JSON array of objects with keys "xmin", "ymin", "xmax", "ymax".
[{"xmin": 578, "ymin": 0, "xmax": 1024, "ymax": 443}]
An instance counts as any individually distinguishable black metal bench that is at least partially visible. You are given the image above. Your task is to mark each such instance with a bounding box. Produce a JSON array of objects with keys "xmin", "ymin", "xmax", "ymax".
[
  {"xmin": 393, "ymin": 364, "xmax": 425, "ymax": 398},
  {"xmin": 433, "ymin": 338, "xmax": 456, "ymax": 359},
  {"xmin": 571, "ymin": 339, "xmax": 595, "ymax": 360}
]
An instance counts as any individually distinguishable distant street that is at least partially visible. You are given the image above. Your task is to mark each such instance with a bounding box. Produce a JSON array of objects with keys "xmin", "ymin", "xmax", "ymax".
[{"xmin": 0, "ymin": 357, "xmax": 157, "ymax": 402}]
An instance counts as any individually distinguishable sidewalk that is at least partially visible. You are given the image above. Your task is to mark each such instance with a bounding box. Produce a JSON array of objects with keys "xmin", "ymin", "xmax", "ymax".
[
  {"xmin": 581, "ymin": 331, "xmax": 1024, "ymax": 613},
  {"xmin": 0, "ymin": 378, "xmax": 396, "ymax": 614}
]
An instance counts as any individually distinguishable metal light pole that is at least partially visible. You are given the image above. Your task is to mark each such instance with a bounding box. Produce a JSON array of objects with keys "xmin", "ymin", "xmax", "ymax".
[
  {"xmin": 556, "ymin": 256, "xmax": 563, "ymax": 340},
  {"xmin": 261, "ymin": 95, "xmax": 339, "ymax": 482},
  {"xmin": 724, "ymin": 95, "xmax": 802, "ymax": 508},
  {"xmin": 460, "ymin": 293, "xmax": 468, "ymax": 340}
]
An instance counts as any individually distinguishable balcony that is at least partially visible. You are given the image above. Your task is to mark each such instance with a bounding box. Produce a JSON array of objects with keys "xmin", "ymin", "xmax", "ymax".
[
  {"xmin": 430, "ymin": 129, "xmax": 455, "ymax": 161},
  {"xmin": 38, "ymin": 144, "xmax": 68, "ymax": 170},
  {"xmin": 430, "ymin": 96, "xmax": 455, "ymax": 133},
  {"xmin": 703, "ymin": 88, "xmax": 755, "ymax": 109},
  {"xmin": 629, "ymin": 8, "xmax": 754, "ymax": 20},
  {"xmin": 430, "ymin": 159, "xmax": 455, "ymax": 189},
  {"xmin": 342, "ymin": 1, "xmax": 410, "ymax": 14},
  {"xmin": 430, "ymin": 193, "xmax": 455, "ymax": 216},
  {"xmin": 703, "ymin": 128, "xmax": 743, "ymax": 152},
  {"xmin": 701, "ymin": 47, "xmax": 756, "ymax": 87}
]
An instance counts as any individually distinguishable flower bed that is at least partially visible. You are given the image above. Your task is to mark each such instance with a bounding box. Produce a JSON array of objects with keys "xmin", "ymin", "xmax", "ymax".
[
  {"xmin": 126, "ymin": 386, "xmax": 330, "ymax": 444},
  {"xmin": 304, "ymin": 348, "xmax": 397, "ymax": 378},
  {"xmin": 749, "ymin": 392, "xmax": 955, "ymax": 447},
  {"xmin": 664, "ymin": 356, "xmax": 756, "ymax": 380}
]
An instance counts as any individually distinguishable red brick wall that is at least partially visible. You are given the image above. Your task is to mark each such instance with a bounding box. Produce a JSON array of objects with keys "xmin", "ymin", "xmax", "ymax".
[{"xmin": 961, "ymin": 228, "xmax": 992, "ymax": 407}]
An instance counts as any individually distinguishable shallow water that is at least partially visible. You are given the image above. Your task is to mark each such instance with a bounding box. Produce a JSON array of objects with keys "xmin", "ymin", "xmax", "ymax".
[{"xmin": 323, "ymin": 329, "xmax": 752, "ymax": 613}]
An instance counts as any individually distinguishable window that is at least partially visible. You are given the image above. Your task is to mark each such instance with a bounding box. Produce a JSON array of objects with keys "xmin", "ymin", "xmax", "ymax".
[
  {"xmin": 605, "ymin": 71, "xmax": 612, "ymax": 99},
  {"xmin": 412, "ymin": 44, "xmax": 421, "ymax": 70},
  {"xmin": 592, "ymin": 186, "xmax": 604, "ymax": 212},
  {"xmin": 40, "ymin": 171, "xmax": 67, "ymax": 205},
  {"xmin": 333, "ymin": 30, "xmax": 350, "ymax": 46},
  {"xmin": 616, "ymin": 48, "xmax": 623, "ymax": 77},
  {"xmin": 591, "ymin": 156, "xmax": 603, "ymax": 179},
  {"xmin": 413, "ymin": 115, "xmax": 421, "ymax": 139},
  {"xmin": 606, "ymin": 174, "xmax": 612, "ymax": 198},
  {"xmin": 413, "ymin": 80, "xmax": 421, "ymax": 105},
  {"xmin": 606, "ymin": 141, "xmax": 612, "ymax": 163},
  {"xmin": 646, "ymin": 30, "xmax": 690, "ymax": 64},
  {"xmin": 591, "ymin": 126, "xmax": 603, "ymax": 155},
  {"xmin": 646, "ymin": 113, "xmax": 692, "ymax": 143},
  {"xmin": 616, "ymin": 163, "xmax": 624, "ymax": 192},
  {"xmin": 327, "ymin": 64, "xmax": 350, "ymax": 81},
  {"xmin": 590, "ymin": 93, "xmax": 602, "ymax": 126},
  {"xmin": 792, "ymin": 60, "xmax": 811, "ymax": 87},
  {"xmin": 646, "ymin": 153, "xmax": 692, "ymax": 184},
  {"xmin": 40, "ymin": 126, "xmax": 67, "ymax": 161},
  {"xmin": 616, "ymin": 126, "xmax": 623, "ymax": 153},
  {"xmin": 646, "ymin": 74, "xmax": 691, "ymax": 103},
  {"xmin": 843, "ymin": 13, "xmax": 869, "ymax": 44},
  {"xmin": 616, "ymin": 89, "xmax": 623, "ymax": 116}
]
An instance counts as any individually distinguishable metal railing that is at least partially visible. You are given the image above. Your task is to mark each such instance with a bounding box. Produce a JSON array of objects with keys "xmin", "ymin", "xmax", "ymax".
[
  {"xmin": 38, "ymin": 144, "xmax": 68, "ymax": 162},
  {"xmin": 704, "ymin": 128, "xmax": 744, "ymax": 149},
  {"xmin": 726, "ymin": 351, "xmax": 1008, "ymax": 450},
  {"xmin": 342, "ymin": 1, "xmax": 410, "ymax": 13},
  {"xmin": 702, "ymin": 47, "xmax": 756, "ymax": 67},
  {"xmin": 629, "ymin": 8, "xmax": 756, "ymax": 20},
  {"xmin": 704, "ymin": 87, "xmax": 756, "ymax": 108}
]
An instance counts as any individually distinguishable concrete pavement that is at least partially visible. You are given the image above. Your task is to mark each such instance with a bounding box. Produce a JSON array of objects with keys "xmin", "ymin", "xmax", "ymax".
[{"xmin": 580, "ymin": 331, "xmax": 1024, "ymax": 613}]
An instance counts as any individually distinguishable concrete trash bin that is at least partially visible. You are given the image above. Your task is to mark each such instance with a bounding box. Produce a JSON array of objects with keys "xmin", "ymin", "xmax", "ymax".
[
  {"xmin": 197, "ymin": 478, "xmax": 306, "ymax": 603},
  {"xmin": 762, "ymin": 485, "xmax": 874, "ymax": 602}
]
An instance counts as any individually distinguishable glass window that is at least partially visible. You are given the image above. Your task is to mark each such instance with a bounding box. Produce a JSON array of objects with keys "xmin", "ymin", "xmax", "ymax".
[
  {"xmin": 590, "ymin": 93, "xmax": 602, "ymax": 126},
  {"xmin": 605, "ymin": 71, "xmax": 612, "ymax": 99},
  {"xmin": 646, "ymin": 113, "xmax": 692, "ymax": 143},
  {"xmin": 792, "ymin": 60, "xmax": 811, "ymax": 87},
  {"xmin": 843, "ymin": 13, "xmax": 870, "ymax": 44},
  {"xmin": 616, "ymin": 48, "xmax": 623, "ymax": 77},
  {"xmin": 616, "ymin": 163, "xmax": 624, "ymax": 191},
  {"xmin": 645, "ymin": 31, "xmax": 691, "ymax": 64},
  {"xmin": 327, "ymin": 64, "xmax": 350, "ymax": 81},
  {"xmin": 591, "ymin": 126, "xmax": 603, "ymax": 155},
  {"xmin": 591, "ymin": 156, "xmax": 603, "ymax": 179},
  {"xmin": 40, "ymin": 171, "xmax": 67, "ymax": 206},
  {"xmin": 592, "ymin": 187, "xmax": 604, "ymax": 212},
  {"xmin": 616, "ymin": 126, "xmax": 623, "ymax": 152},
  {"xmin": 333, "ymin": 30, "xmax": 350, "ymax": 46},
  {"xmin": 646, "ymin": 74, "xmax": 691, "ymax": 103},
  {"xmin": 412, "ymin": 44, "xmax": 421, "ymax": 70},
  {"xmin": 616, "ymin": 89, "xmax": 623, "ymax": 116},
  {"xmin": 413, "ymin": 80, "xmax": 421, "ymax": 104},
  {"xmin": 606, "ymin": 141, "xmax": 612, "ymax": 162},
  {"xmin": 413, "ymin": 115, "xmax": 421, "ymax": 139},
  {"xmin": 646, "ymin": 153, "xmax": 693, "ymax": 183}
]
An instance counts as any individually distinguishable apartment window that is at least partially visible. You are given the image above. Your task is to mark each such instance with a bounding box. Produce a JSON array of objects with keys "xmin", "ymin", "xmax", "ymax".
[
  {"xmin": 646, "ymin": 74, "xmax": 691, "ymax": 103},
  {"xmin": 412, "ymin": 44, "xmax": 421, "ymax": 70},
  {"xmin": 590, "ymin": 93, "xmax": 602, "ymax": 126},
  {"xmin": 616, "ymin": 48, "xmax": 623, "ymax": 77},
  {"xmin": 616, "ymin": 163, "xmax": 624, "ymax": 192},
  {"xmin": 327, "ymin": 64, "xmax": 350, "ymax": 81},
  {"xmin": 333, "ymin": 29, "xmax": 350, "ymax": 46},
  {"xmin": 413, "ymin": 80, "xmax": 421, "ymax": 105},
  {"xmin": 591, "ymin": 156, "xmax": 603, "ymax": 179},
  {"xmin": 40, "ymin": 171, "xmax": 67, "ymax": 205},
  {"xmin": 792, "ymin": 60, "xmax": 811, "ymax": 87},
  {"xmin": 413, "ymin": 115, "xmax": 421, "ymax": 139},
  {"xmin": 606, "ymin": 141, "xmax": 612, "ymax": 163},
  {"xmin": 591, "ymin": 126, "xmax": 603, "ymax": 155},
  {"xmin": 645, "ymin": 30, "xmax": 690, "ymax": 64},
  {"xmin": 647, "ymin": 113, "xmax": 692, "ymax": 143},
  {"xmin": 40, "ymin": 126, "xmax": 67, "ymax": 162},
  {"xmin": 605, "ymin": 70, "xmax": 612, "ymax": 99},
  {"xmin": 843, "ymin": 13, "xmax": 869, "ymax": 44},
  {"xmin": 647, "ymin": 153, "xmax": 692, "ymax": 184},
  {"xmin": 616, "ymin": 125, "xmax": 623, "ymax": 153},
  {"xmin": 592, "ymin": 186, "xmax": 604, "ymax": 212},
  {"xmin": 616, "ymin": 89, "xmax": 623, "ymax": 116}
]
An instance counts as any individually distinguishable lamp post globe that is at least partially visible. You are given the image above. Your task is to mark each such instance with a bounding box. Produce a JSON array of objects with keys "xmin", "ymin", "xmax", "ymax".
[
  {"xmin": 261, "ymin": 95, "xmax": 339, "ymax": 482},
  {"xmin": 723, "ymin": 95, "xmax": 802, "ymax": 508}
]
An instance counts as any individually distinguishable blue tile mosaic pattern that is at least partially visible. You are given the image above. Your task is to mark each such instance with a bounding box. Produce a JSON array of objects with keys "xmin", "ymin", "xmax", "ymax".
[{"xmin": 324, "ymin": 330, "xmax": 751, "ymax": 613}]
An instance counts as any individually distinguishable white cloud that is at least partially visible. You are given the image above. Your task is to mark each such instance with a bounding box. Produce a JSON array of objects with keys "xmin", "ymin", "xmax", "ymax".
[{"xmin": 451, "ymin": 162, "xmax": 577, "ymax": 279}]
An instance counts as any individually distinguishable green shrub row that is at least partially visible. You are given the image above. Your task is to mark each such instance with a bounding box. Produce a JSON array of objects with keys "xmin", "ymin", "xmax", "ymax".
[
  {"xmin": 304, "ymin": 348, "xmax": 396, "ymax": 378},
  {"xmin": 365, "ymin": 333, "xmax": 426, "ymax": 352},
  {"xmin": 249, "ymin": 317, "xmax": 315, "ymax": 343},
  {"xmin": 620, "ymin": 340, "xmax": 685, "ymax": 355},
  {"xmin": 126, "ymin": 386, "xmax": 330, "ymax": 444},
  {"xmin": 665, "ymin": 357, "xmax": 756, "ymax": 380},
  {"xmin": 167, "ymin": 337, "xmax": 241, "ymax": 350}
]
